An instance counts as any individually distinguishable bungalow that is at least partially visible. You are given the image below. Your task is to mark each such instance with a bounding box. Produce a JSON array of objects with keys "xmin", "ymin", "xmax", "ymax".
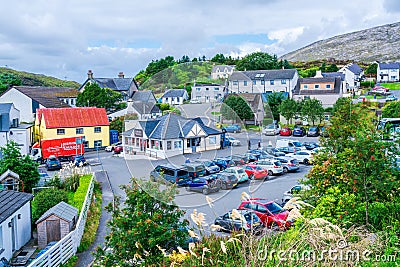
[
  {"xmin": 161, "ymin": 89, "xmax": 189, "ymax": 105},
  {"xmin": 377, "ymin": 62, "xmax": 400, "ymax": 83},
  {"xmin": 292, "ymin": 77, "xmax": 343, "ymax": 107},
  {"xmin": 35, "ymin": 107, "xmax": 110, "ymax": 149},
  {"xmin": 122, "ymin": 113, "xmax": 222, "ymax": 159},
  {"xmin": 211, "ymin": 65, "xmax": 235, "ymax": 80},
  {"xmin": 0, "ymin": 86, "xmax": 78, "ymax": 123},
  {"xmin": 108, "ymin": 99, "xmax": 162, "ymax": 121},
  {"xmin": 0, "ymin": 190, "xmax": 34, "ymax": 262},
  {"xmin": 191, "ymin": 83, "xmax": 226, "ymax": 103},
  {"xmin": 338, "ymin": 63, "xmax": 364, "ymax": 90},
  {"xmin": 227, "ymin": 69, "xmax": 299, "ymax": 97},
  {"xmin": 79, "ymin": 70, "xmax": 139, "ymax": 101}
]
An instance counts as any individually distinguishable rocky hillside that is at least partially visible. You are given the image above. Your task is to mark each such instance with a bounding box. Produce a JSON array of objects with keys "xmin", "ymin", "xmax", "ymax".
[{"xmin": 281, "ymin": 22, "xmax": 400, "ymax": 63}]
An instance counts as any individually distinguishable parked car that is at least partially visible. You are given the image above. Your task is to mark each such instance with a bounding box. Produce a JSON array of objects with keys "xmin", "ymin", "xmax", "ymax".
[
  {"xmin": 264, "ymin": 147, "xmax": 285, "ymax": 157},
  {"xmin": 45, "ymin": 155, "xmax": 62, "ymax": 171},
  {"xmin": 279, "ymin": 127, "xmax": 292, "ymax": 136},
  {"xmin": 287, "ymin": 151, "xmax": 314, "ymax": 165},
  {"xmin": 194, "ymin": 159, "xmax": 220, "ymax": 175},
  {"xmin": 214, "ymin": 209, "xmax": 263, "ymax": 233},
  {"xmin": 105, "ymin": 142, "xmax": 122, "ymax": 152},
  {"xmin": 212, "ymin": 157, "xmax": 235, "ymax": 170},
  {"xmin": 213, "ymin": 173, "xmax": 238, "ymax": 189},
  {"xmin": 275, "ymin": 156, "xmax": 300, "ymax": 173},
  {"xmin": 372, "ymin": 85, "xmax": 389, "ymax": 92},
  {"xmin": 307, "ymin": 126, "xmax": 320, "ymax": 137},
  {"xmin": 226, "ymin": 136, "xmax": 241, "ymax": 146},
  {"xmin": 71, "ymin": 155, "xmax": 88, "ymax": 167},
  {"xmin": 238, "ymin": 199, "xmax": 292, "ymax": 229},
  {"xmin": 150, "ymin": 164, "xmax": 191, "ymax": 186},
  {"xmin": 189, "ymin": 99, "xmax": 201, "ymax": 104},
  {"xmin": 223, "ymin": 124, "xmax": 242, "ymax": 133},
  {"xmin": 255, "ymin": 160, "xmax": 284, "ymax": 176},
  {"xmin": 248, "ymin": 149, "xmax": 269, "ymax": 159},
  {"xmin": 282, "ymin": 184, "xmax": 311, "ymax": 204},
  {"xmin": 113, "ymin": 145, "xmax": 123, "ymax": 154},
  {"xmin": 243, "ymin": 164, "xmax": 269, "ymax": 180},
  {"xmin": 386, "ymin": 95, "xmax": 398, "ymax": 101},
  {"xmin": 303, "ymin": 142, "xmax": 319, "ymax": 150},
  {"xmin": 292, "ymin": 126, "xmax": 307, "ymax": 137},
  {"xmin": 182, "ymin": 162, "xmax": 206, "ymax": 178},
  {"xmin": 276, "ymin": 146, "xmax": 297, "ymax": 154},
  {"xmin": 222, "ymin": 167, "xmax": 249, "ymax": 183},
  {"xmin": 263, "ymin": 123, "xmax": 281, "ymax": 135},
  {"xmin": 276, "ymin": 139, "xmax": 305, "ymax": 150},
  {"xmin": 226, "ymin": 155, "xmax": 246, "ymax": 166},
  {"xmin": 185, "ymin": 176, "xmax": 221, "ymax": 195},
  {"xmin": 242, "ymin": 153, "xmax": 258, "ymax": 163}
]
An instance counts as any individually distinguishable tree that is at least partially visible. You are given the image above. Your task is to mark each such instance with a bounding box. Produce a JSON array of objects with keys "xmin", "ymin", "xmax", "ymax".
[
  {"xmin": 266, "ymin": 92, "xmax": 286, "ymax": 121},
  {"xmin": 0, "ymin": 141, "xmax": 39, "ymax": 193},
  {"xmin": 32, "ymin": 188, "xmax": 68, "ymax": 223},
  {"xmin": 326, "ymin": 64, "xmax": 339, "ymax": 72},
  {"xmin": 300, "ymin": 98, "xmax": 324, "ymax": 126},
  {"xmin": 76, "ymin": 83, "xmax": 123, "ymax": 111},
  {"xmin": 94, "ymin": 179, "xmax": 188, "ymax": 266},
  {"xmin": 110, "ymin": 116, "xmax": 124, "ymax": 133},
  {"xmin": 279, "ymin": 98, "xmax": 298, "ymax": 124},
  {"xmin": 221, "ymin": 95, "xmax": 253, "ymax": 122},
  {"xmin": 364, "ymin": 63, "xmax": 378, "ymax": 76},
  {"xmin": 382, "ymin": 101, "xmax": 400, "ymax": 118},
  {"xmin": 0, "ymin": 72, "xmax": 21, "ymax": 95},
  {"xmin": 236, "ymin": 52, "xmax": 279, "ymax": 71},
  {"xmin": 210, "ymin": 53, "xmax": 226, "ymax": 64},
  {"xmin": 319, "ymin": 62, "xmax": 326, "ymax": 72}
]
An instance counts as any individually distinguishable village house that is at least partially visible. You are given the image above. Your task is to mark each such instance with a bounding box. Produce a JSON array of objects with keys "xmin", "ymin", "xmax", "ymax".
[
  {"xmin": 191, "ymin": 83, "xmax": 226, "ymax": 103},
  {"xmin": 0, "ymin": 86, "xmax": 78, "ymax": 123},
  {"xmin": 161, "ymin": 89, "xmax": 189, "ymax": 105},
  {"xmin": 35, "ymin": 107, "xmax": 110, "ymax": 149},
  {"xmin": 377, "ymin": 62, "xmax": 400, "ymax": 82},
  {"xmin": 211, "ymin": 65, "xmax": 235, "ymax": 80},
  {"xmin": 338, "ymin": 63, "xmax": 364, "ymax": 90}
]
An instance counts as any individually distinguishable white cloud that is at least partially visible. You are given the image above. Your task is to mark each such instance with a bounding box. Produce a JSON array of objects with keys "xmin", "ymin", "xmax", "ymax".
[{"xmin": 268, "ymin": 27, "xmax": 305, "ymax": 44}]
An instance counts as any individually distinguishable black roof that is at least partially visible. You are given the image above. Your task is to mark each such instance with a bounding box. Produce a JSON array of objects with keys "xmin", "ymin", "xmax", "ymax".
[{"xmin": 0, "ymin": 190, "xmax": 33, "ymax": 224}]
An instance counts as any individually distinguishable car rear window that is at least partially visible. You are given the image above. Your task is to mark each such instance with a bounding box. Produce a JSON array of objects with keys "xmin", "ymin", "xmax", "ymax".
[
  {"xmin": 291, "ymin": 159, "xmax": 299, "ymax": 164},
  {"xmin": 177, "ymin": 170, "xmax": 188, "ymax": 177},
  {"xmin": 274, "ymin": 161, "xmax": 282, "ymax": 166},
  {"xmin": 265, "ymin": 202, "xmax": 284, "ymax": 214}
]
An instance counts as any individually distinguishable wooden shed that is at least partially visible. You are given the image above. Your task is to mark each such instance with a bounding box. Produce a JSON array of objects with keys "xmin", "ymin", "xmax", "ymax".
[
  {"xmin": 36, "ymin": 201, "xmax": 78, "ymax": 248},
  {"xmin": 0, "ymin": 169, "xmax": 22, "ymax": 191}
]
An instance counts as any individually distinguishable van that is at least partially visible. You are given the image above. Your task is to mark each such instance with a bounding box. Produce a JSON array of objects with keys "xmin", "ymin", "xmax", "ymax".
[
  {"xmin": 275, "ymin": 139, "xmax": 306, "ymax": 150},
  {"xmin": 182, "ymin": 163, "xmax": 206, "ymax": 178},
  {"xmin": 150, "ymin": 164, "xmax": 190, "ymax": 186}
]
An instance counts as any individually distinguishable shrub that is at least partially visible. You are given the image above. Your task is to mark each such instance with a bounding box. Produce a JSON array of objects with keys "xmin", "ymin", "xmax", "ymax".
[
  {"xmin": 32, "ymin": 188, "xmax": 68, "ymax": 223},
  {"xmin": 72, "ymin": 174, "xmax": 92, "ymax": 212}
]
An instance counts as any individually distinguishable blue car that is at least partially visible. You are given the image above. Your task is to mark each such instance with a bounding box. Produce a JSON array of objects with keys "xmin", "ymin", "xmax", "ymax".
[
  {"xmin": 292, "ymin": 126, "xmax": 307, "ymax": 137},
  {"xmin": 185, "ymin": 176, "xmax": 221, "ymax": 195},
  {"xmin": 213, "ymin": 158, "xmax": 235, "ymax": 170},
  {"xmin": 222, "ymin": 124, "xmax": 241, "ymax": 133}
]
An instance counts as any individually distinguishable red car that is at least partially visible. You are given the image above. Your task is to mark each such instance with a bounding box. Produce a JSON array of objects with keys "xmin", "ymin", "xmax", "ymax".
[
  {"xmin": 238, "ymin": 198, "xmax": 293, "ymax": 229},
  {"xmin": 113, "ymin": 145, "xmax": 123, "ymax": 154},
  {"xmin": 243, "ymin": 164, "xmax": 269, "ymax": 180},
  {"xmin": 279, "ymin": 127, "xmax": 292, "ymax": 136}
]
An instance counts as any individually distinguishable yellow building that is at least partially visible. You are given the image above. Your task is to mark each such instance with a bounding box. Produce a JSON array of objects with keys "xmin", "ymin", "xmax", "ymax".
[{"xmin": 35, "ymin": 107, "xmax": 110, "ymax": 149}]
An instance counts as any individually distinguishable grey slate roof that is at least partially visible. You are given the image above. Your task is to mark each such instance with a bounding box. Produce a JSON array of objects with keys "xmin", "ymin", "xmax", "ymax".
[
  {"xmin": 131, "ymin": 102, "xmax": 161, "ymax": 115},
  {"xmin": 92, "ymin": 78, "xmax": 136, "ymax": 92},
  {"xmin": 131, "ymin": 91, "xmax": 156, "ymax": 102},
  {"xmin": 0, "ymin": 190, "xmax": 33, "ymax": 224},
  {"xmin": 346, "ymin": 64, "xmax": 363, "ymax": 75},
  {"xmin": 36, "ymin": 201, "xmax": 78, "ymax": 224},
  {"xmin": 294, "ymin": 77, "xmax": 342, "ymax": 95},
  {"xmin": 230, "ymin": 69, "xmax": 297, "ymax": 81},
  {"xmin": 378, "ymin": 62, "xmax": 400, "ymax": 69},
  {"xmin": 9, "ymin": 86, "xmax": 75, "ymax": 108},
  {"xmin": 162, "ymin": 89, "xmax": 187, "ymax": 98},
  {"xmin": 322, "ymin": 72, "xmax": 345, "ymax": 81}
]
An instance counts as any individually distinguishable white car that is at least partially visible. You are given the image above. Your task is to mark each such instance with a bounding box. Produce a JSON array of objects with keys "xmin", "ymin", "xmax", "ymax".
[
  {"xmin": 282, "ymin": 184, "xmax": 311, "ymax": 204},
  {"xmin": 287, "ymin": 151, "xmax": 314, "ymax": 165},
  {"xmin": 222, "ymin": 167, "xmax": 249, "ymax": 183},
  {"xmin": 105, "ymin": 142, "xmax": 121, "ymax": 152},
  {"xmin": 255, "ymin": 159, "xmax": 284, "ymax": 176},
  {"xmin": 263, "ymin": 123, "xmax": 281, "ymax": 135},
  {"xmin": 190, "ymin": 99, "xmax": 201, "ymax": 104},
  {"xmin": 226, "ymin": 136, "xmax": 241, "ymax": 146}
]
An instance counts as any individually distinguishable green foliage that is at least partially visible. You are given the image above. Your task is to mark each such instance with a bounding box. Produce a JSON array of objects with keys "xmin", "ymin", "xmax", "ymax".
[
  {"xmin": 221, "ymin": 95, "xmax": 253, "ymax": 122},
  {"xmin": 44, "ymin": 175, "xmax": 63, "ymax": 189},
  {"xmin": 298, "ymin": 67, "xmax": 319, "ymax": 78},
  {"xmin": 0, "ymin": 72, "xmax": 21, "ymax": 94},
  {"xmin": 236, "ymin": 52, "xmax": 279, "ymax": 71},
  {"xmin": 300, "ymin": 98, "xmax": 324, "ymax": 125},
  {"xmin": 60, "ymin": 256, "xmax": 78, "ymax": 267},
  {"xmin": 76, "ymin": 83, "xmax": 123, "ymax": 111},
  {"xmin": 266, "ymin": 92, "xmax": 287, "ymax": 121},
  {"xmin": 0, "ymin": 141, "xmax": 39, "ymax": 193},
  {"xmin": 72, "ymin": 175, "xmax": 92, "ymax": 212},
  {"xmin": 94, "ymin": 178, "xmax": 188, "ymax": 267},
  {"xmin": 32, "ymin": 188, "xmax": 68, "ymax": 223},
  {"xmin": 326, "ymin": 64, "xmax": 339, "ymax": 72},
  {"xmin": 380, "ymin": 82, "xmax": 400, "ymax": 90},
  {"xmin": 382, "ymin": 101, "xmax": 400, "ymax": 118},
  {"xmin": 364, "ymin": 63, "xmax": 378, "ymax": 75},
  {"xmin": 279, "ymin": 98, "xmax": 298, "ymax": 123},
  {"xmin": 159, "ymin": 103, "xmax": 172, "ymax": 111},
  {"xmin": 64, "ymin": 173, "xmax": 81, "ymax": 192},
  {"xmin": 110, "ymin": 116, "xmax": 124, "ymax": 133}
]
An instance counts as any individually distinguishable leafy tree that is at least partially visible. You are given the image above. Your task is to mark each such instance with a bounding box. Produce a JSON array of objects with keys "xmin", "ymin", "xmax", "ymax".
[
  {"xmin": 0, "ymin": 141, "xmax": 39, "ymax": 193},
  {"xmin": 298, "ymin": 67, "xmax": 318, "ymax": 78},
  {"xmin": 279, "ymin": 98, "xmax": 298, "ymax": 124},
  {"xmin": 382, "ymin": 101, "xmax": 400, "ymax": 118},
  {"xmin": 0, "ymin": 72, "xmax": 22, "ymax": 94},
  {"xmin": 210, "ymin": 53, "xmax": 226, "ymax": 64},
  {"xmin": 94, "ymin": 179, "xmax": 188, "ymax": 266},
  {"xmin": 364, "ymin": 63, "xmax": 378, "ymax": 76},
  {"xmin": 319, "ymin": 62, "xmax": 326, "ymax": 72},
  {"xmin": 110, "ymin": 116, "xmax": 124, "ymax": 133},
  {"xmin": 278, "ymin": 59, "xmax": 293, "ymax": 69},
  {"xmin": 76, "ymin": 83, "xmax": 123, "ymax": 111},
  {"xmin": 236, "ymin": 52, "xmax": 279, "ymax": 71},
  {"xmin": 300, "ymin": 98, "xmax": 324, "ymax": 126},
  {"xmin": 266, "ymin": 92, "xmax": 286, "ymax": 121},
  {"xmin": 221, "ymin": 95, "xmax": 253, "ymax": 122},
  {"xmin": 32, "ymin": 188, "xmax": 68, "ymax": 223},
  {"xmin": 326, "ymin": 64, "xmax": 339, "ymax": 72}
]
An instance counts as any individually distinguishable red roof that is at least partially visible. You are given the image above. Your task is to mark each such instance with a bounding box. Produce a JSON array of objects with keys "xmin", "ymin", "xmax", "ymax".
[{"xmin": 38, "ymin": 107, "xmax": 109, "ymax": 128}]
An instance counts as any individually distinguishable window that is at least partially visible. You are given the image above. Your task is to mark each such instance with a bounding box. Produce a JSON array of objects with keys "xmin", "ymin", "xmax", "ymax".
[
  {"xmin": 281, "ymin": 79, "xmax": 286, "ymax": 84},
  {"xmin": 303, "ymin": 85, "xmax": 308, "ymax": 89},
  {"xmin": 270, "ymin": 80, "xmax": 274, "ymax": 85},
  {"xmin": 253, "ymin": 80, "xmax": 256, "ymax": 85},
  {"xmin": 94, "ymin": 140, "xmax": 102, "ymax": 147},
  {"xmin": 167, "ymin": 141, "xmax": 172, "ymax": 150},
  {"xmin": 326, "ymin": 84, "xmax": 331, "ymax": 89},
  {"xmin": 214, "ymin": 87, "xmax": 219, "ymax": 91},
  {"xmin": 205, "ymin": 87, "xmax": 209, "ymax": 91},
  {"xmin": 232, "ymin": 81, "xmax": 238, "ymax": 86},
  {"xmin": 57, "ymin": 129, "xmax": 65, "ymax": 135},
  {"xmin": 261, "ymin": 80, "xmax": 265, "ymax": 85},
  {"xmin": 196, "ymin": 87, "xmax": 201, "ymax": 91},
  {"xmin": 314, "ymin": 84, "xmax": 320, "ymax": 89},
  {"xmin": 209, "ymin": 136, "xmax": 216, "ymax": 144},
  {"xmin": 243, "ymin": 81, "xmax": 248, "ymax": 86},
  {"xmin": 174, "ymin": 141, "xmax": 182, "ymax": 149},
  {"xmin": 94, "ymin": 127, "xmax": 101, "ymax": 133},
  {"xmin": 76, "ymin": 128, "xmax": 84, "ymax": 134}
]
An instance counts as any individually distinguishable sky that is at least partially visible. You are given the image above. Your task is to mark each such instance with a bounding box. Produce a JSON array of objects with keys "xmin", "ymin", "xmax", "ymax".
[{"xmin": 0, "ymin": 0, "xmax": 399, "ymax": 83}]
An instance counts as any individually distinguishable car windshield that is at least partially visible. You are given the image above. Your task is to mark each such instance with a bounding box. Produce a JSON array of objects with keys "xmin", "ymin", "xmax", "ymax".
[
  {"xmin": 274, "ymin": 161, "xmax": 282, "ymax": 166},
  {"xmin": 237, "ymin": 169, "xmax": 245, "ymax": 174},
  {"xmin": 266, "ymin": 202, "xmax": 284, "ymax": 214},
  {"xmin": 255, "ymin": 166, "xmax": 264, "ymax": 171},
  {"xmin": 309, "ymin": 127, "xmax": 317, "ymax": 131},
  {"xmin": 202, "ymin": 161, "xmax": 212, "ymax": 167},
  {"xmin": 293, "ymin": 142, "xmax": 303, "ymax": 147},
  {"xmin": 266, "ymin": 124, "xmax": 275, "ymax": 129}
]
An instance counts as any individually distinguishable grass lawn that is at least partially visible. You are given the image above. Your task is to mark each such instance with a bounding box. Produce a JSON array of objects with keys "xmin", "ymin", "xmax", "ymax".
[
  {"xmin": 380, "ymin": 83, "xmax": 400, "ymax": 90},
  {"xmin": 365, "ymin": 95, "xmax": 384, "ymax": 99}
]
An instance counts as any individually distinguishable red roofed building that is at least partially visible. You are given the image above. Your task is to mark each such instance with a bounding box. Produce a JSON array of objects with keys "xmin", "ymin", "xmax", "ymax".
[{"xmin": 35, "ymin": 107, "xmax": 110, "ymax": 149}]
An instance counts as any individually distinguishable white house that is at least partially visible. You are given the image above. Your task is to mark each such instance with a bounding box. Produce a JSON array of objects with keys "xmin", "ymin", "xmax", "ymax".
[
  {"xmin": 377, "ymin": 62, "xmax": 400, "ymax": 83},
  {"xmin": 0, "ymin": 190, "xmax": 34, "ymax": 261},
  {"xmin": 161, "ymin": 89, "xmax": 189, "ymax": 105},
  {"xmin": 191, "ymin": 83, "xmax": 226, "ymax": 103},
  {"xmin": 227, "ymin": 69, "xmax": 299, "ymax": 98},
  {"xmin": 338, "ymin": 63, "xmax": 364, "ymax": 90},
  {"xmin": 0, "ymin": 103, "xmax": 33, "ymax": 155},
  {"xmin": 0, "ymin": 86, "xmax": 77, "ymax": 123},
  {"xmin": 122, "ymin": 113, "xmax": 222, "ymax": 159},
  {"xmin": 211, "ymin": 65, "xmax": 235, "ymax": 80}
]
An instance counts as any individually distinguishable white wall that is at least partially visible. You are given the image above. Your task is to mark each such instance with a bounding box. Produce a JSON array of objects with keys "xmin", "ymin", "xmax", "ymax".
[
  {"xmin": 0, "ymin": 89, "xmax": 35, "ymax": 123},
  {"xmin": 10, "ymin": 128, "xmax": 32, "ymax": 155}
]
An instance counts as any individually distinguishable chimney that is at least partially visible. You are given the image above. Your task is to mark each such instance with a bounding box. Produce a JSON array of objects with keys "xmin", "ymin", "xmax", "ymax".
[
  {"xmin": 315, "ymin": 70, "xmax": 323, "ymax": 78},
  {"xmin": 118, "ymin": 72, "xmax": 124, "ymax": 78},
  {"xmin": 87, "ymin": 70, "xmax": 93, "ymax": 79}
]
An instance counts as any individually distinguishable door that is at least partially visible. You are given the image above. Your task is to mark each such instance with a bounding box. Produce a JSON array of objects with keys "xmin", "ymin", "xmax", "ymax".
[
  {"xmin": 11, "ymin": 217, "xmax": 17, "ymax": 252},
  {"xmin": 46, "ymin": 219, "xmax": 61, "ymax": 243}
]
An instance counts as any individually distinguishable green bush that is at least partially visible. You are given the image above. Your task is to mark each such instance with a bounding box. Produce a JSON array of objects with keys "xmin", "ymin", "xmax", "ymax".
[
  {"xmin": 32, "ymin": 188, "xmax": 68, "ymax": 223},
  {"xmin": 72, "ymin": 174, "xmax": 92, "ymax": 212}
]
